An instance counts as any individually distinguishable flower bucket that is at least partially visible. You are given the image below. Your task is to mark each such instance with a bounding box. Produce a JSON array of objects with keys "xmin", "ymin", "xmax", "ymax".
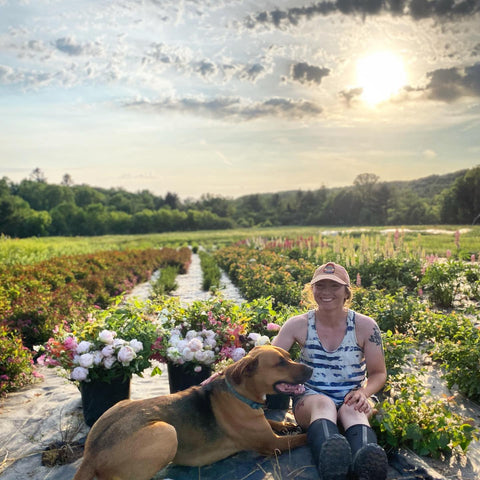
[
  {"xmin": 80, "ymin": 376, "xmax": 131, "ymax": 427},
  {"xmin": 167, "ymin": 363, "xmax": 212, "ymax": 394}
]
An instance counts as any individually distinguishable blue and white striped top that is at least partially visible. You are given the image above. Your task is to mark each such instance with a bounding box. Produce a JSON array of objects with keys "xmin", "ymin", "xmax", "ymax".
[{"xmin": 299, "ymin": 309, "xmax": 366, "ymax": 406}]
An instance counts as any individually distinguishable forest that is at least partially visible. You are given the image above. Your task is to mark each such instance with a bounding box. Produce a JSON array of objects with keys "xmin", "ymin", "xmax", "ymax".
[{"xmin": 0, "ymin": 166, "xmax": 479, "ymax": 238}]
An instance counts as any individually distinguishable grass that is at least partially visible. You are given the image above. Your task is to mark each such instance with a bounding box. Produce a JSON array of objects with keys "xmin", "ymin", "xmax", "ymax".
[{"xmin": 1, "ymin": 225, "xmax": 479, "ymax": 266}]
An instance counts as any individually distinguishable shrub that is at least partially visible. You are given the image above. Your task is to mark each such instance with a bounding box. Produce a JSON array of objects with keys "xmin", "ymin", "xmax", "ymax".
[{"xmin": 0, "ymin": 325, "xmax": 36, "ymax": 396}]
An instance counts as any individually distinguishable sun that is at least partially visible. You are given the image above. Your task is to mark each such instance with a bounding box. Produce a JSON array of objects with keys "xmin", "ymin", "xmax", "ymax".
[{"xmin": 356, "ymin": 52, "xmax": 407, "ymax": 105}]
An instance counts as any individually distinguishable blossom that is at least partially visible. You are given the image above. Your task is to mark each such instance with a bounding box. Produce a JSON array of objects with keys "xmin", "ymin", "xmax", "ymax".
[
  {"xmin": 101, "ymin": 345, "xmax": 115, "ymax": 357},
  {"xmin": 254, "ymin": 335, "xmax": 270, "ymax": 346},
  {"xmin": 103, "ymin": 356, "xmax": 116, "ymax": 369},
  {"xmin": 98, "ymin": 330, "xmax": 116, "ymax": 344},
  {"xmin": 129, "ymin": 339, "xmax": 143, "ymax": 353},
  {"xmin": 266, "ymin": 323, "xmax": 281, "ymax": 331},
  {"xmin": 63, "ymin": 336, "xmax": 78, "ymax": 351},
  {"xmin": 187, "ymin": 337, "xmax": 203, "ymax": 352},
  {"xmin": 76, "ymin": 341, "xmax": 92, "ymax": 354},
  {"xmin": 118, "ymin": 346, "xmax": 136, "ymax": 365},
  {"xmin": 71, "ymin": 366, "xmax": 89, "ymax": 381},
  {"xmin": 78, "ymin": 353, "xmax": 94, "ymax": 368},
  {"xmin": 232, "ymin": 347, "xmax": 246, "ymax": 362}
]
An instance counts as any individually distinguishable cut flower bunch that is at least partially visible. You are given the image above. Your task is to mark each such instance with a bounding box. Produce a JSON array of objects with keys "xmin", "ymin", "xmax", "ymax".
[
  {"xmin": 37, "ymin": 301, "xmax": 157, "ymax": 383},
  {"xmin": 149, "ymin": 295, "xmax": 275, "ymax": 373}
]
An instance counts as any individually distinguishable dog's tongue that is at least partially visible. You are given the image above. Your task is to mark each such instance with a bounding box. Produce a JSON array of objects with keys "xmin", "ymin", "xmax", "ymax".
[{"xmin": 275, "ymin": 383, "xmax": 306, "ymax": 395}]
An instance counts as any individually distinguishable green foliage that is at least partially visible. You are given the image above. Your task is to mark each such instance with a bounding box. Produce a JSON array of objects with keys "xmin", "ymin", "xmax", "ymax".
[
  {"xmin": 199, "ymin": 250, "xmax": 222, "ymax": 291},
  {"xmin": 351, "ymin": 287, "xmax": 425, "ymax": 334},
  {"xmin": 0, "ymin": 325, "xmax": 36, "ymax": 396},
  {"xmin": 420, "ymin": 260, "xmax": 465, "ymax": 308},
  {"xmin": 151, "ymin": 265, "xmax": 179, "ymax": 295},
  {"xmin": 382, "ymin": 330, "xmax": 417, "ymax": 377},
  {"xmin": 372, "ymin": 374, "xmax": 477, "ymax": 457}
]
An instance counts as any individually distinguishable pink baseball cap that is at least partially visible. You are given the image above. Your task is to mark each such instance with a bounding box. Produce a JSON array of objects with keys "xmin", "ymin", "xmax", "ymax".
[{"xmin": 310, "ymin": 262, "xmax": 350, "ymax": 286}]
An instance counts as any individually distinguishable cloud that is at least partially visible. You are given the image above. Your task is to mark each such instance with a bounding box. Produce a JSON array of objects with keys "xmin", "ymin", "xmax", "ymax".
[
  {"xmin": 245, "ymin": 0, "xmax": 480, "ymax": 28},
  {"xmin": 422, "ymin": 149, "xmax": 437, "ymax": 159},
  {"xmin": 124, "ymin": 95, "xmax": 323, "ymax": 121},
  {"xmin": 54, "ymin": 37, "xmax": 104, "ymax": 57},
  {"xmin": 339, "ymin": 87, "xmax": 363, "ymax": 106},
  {"xmin": 425, "ymin": 62, "xmax": 480, "ymax": 101},
  {"xmin": 291, "ymin": 62, "xmax": 330, "ymax": 85}
]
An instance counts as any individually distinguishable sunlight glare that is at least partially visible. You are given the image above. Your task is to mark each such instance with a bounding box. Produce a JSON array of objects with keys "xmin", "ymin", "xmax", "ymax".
[{"xmin": 356, "ymin": 52, "xmax": 407, "ymax": 106}]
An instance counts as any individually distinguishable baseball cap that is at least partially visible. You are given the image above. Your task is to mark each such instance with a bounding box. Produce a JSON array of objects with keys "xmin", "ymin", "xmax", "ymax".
[{"xmin": 310, "ymin": 262, "xmax": 350, "ymax": 286}]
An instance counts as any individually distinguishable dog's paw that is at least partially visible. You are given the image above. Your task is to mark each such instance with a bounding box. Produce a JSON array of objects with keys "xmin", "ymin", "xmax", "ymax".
[{"xmin": 276, "ymin": 422, "xmax": 303, "ymax": 435}]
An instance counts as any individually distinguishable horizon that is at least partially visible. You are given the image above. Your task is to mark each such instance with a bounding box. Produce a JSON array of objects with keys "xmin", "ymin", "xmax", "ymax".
[{"xmin": 1, "ymin": 1, "xmax": 480, "ymax": 200}]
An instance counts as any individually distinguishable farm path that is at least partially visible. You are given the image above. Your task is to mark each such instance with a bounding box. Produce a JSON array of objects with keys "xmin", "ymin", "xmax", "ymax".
[{"xmin": 0, "ymin": 253, "xmax": 474, "ymax": 480}]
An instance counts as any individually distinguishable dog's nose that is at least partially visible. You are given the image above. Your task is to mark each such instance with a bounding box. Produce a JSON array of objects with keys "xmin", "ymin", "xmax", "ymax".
[{"xmin": 303, "ymin": 365, "xmax": 313, "ymax": 380}]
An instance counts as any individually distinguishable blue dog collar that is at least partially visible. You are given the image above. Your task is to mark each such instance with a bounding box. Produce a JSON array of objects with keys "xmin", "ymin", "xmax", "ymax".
[{"xmin": 225, "ymin": 377, "xmax": 264, "ymax": 410}]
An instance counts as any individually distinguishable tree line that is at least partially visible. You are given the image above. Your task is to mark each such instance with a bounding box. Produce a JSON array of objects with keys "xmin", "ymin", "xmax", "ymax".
[{"xmin": 0, "ymin": 166, "xmax": 479, "ymax": 238}]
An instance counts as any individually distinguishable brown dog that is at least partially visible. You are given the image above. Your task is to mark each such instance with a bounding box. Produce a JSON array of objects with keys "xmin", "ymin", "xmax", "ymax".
[{"xmin": 73, "ymin": 345, "xmax": 312, "ymax": 480}]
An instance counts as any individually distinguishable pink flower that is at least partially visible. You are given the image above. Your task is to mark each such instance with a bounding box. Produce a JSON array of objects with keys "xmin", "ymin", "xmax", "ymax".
[
  {"xmin": 267, "ymin": 323, "xmax": 281, "ymax": 331},
  {"xmin": 418, "ymin": 288, "xmax": 423, "ymax": 297},
  {"xmin": 356, "ymin": 273, "xmax": 362, "ymax": 287},
  {"xmin": 446, "ymin": 250, "xmax": 451, "ymax": 258},
  {"xmin": 63, "ymin": 336, "xmax": 78, "ymax": 351}
]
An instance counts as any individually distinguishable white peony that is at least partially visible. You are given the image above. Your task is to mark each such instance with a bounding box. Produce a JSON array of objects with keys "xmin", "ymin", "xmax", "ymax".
[
  {"xmin": 78, "ymin": 353, "xmax": 94, "ymax": 368},
  {"xmin": 188, "ymin": 338, "xmax": 203, "ymax": 352},
  {"xmin": 255, "ymin": 335, "xmax": 270, "ymax": 346},
  {"xmin": 76, "ymin": 341, "xmax": 92, "ymax": 354},
  {"xmin": 232, "ymin": 347, "xmax": 246, "ymax": 362},
  {"xmin": 185, "ymin": 330, "xmax": 198, "ymax": 340},
  {"xmin": 203, "ymin": 350, "xmax": 216, "ymax": 364},
  {"xmin": 98, "ymin": 329, "xmax": 116, "ymax": 344},
  {"xmin": 101, "ymin": 345, "xmax": 115, "ymax": 357},
  {"xmin": 92, "ymin": 351, "xmax": 103, "ymax": 365},
  {"xmin": 181, "ymin": 348, "xmax": 195, "ymax": 362},
  {"xmin": 129, "ymin": 339, "xmax": 143, "ymax": 353},
  {"xmin": 118, "ymin": 345, "xmax": 136, "ymax": 365},
  {"xmin": 194, "ymin": 350, "xmax": 208, "ymax": 363},
  {"xmin": 248, "ymin": 333, "xmax": 260, "ymax": 342},
  {"xmin": 71, "ymin": 366, "xmax": 89, "ymax": 381},
  {"xmin": 103, "ymin": 356, "xmax": 116, "ymax": 369}
]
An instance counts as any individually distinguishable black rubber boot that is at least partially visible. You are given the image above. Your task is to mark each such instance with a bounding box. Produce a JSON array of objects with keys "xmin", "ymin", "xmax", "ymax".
[
  {"xmin": 344, "ymin": 424, "xmax": 388, "ymax": 480},
  {"xmin": 307, "ymin": 419, "xmax": 352, "ymax": 480}
]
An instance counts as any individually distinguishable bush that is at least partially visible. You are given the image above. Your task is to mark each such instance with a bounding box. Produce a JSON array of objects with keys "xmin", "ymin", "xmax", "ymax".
[
  {"xmin": 0, "ymin": 325, "xmax": 36, "ymax": 396},
  {"xmin": 199, "ymin": 250, "xmax": 221, "ymax": 291}
]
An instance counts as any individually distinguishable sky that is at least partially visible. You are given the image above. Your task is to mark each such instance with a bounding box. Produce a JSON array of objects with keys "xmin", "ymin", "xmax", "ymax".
[{"xmin": 1, "ymin": 0, "xmax": 480, "ymax": 200}]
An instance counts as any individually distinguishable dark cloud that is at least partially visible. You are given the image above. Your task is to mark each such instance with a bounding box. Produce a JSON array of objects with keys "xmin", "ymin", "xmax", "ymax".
[
  {"xmin": 291, "ymin": 62, "xmax": 330, "ymax": 84},
  {"xmin": 239, "ymin": 63, "xmax": 265, "ymax": 82},
  {"xmin": 245, "ymin": 0, "xmax": 480, "ymax": 27},
  {"xmin": 196, "ymin": 60, "xmax": 217, "ymax": 77},
  {"xmin": 124, "ymin": 96, "xmax": 322, "ymax": 120},
  {"xmin": 425, "ymin": 62, "xmax": 480, "ymax": 101},
  {"xmin": 339, "ymin": 87, "xmax": 363, "ymax": 105}
]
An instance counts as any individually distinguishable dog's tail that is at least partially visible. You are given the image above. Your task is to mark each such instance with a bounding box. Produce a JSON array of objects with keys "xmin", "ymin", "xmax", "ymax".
[{"xmin": 72, "ymin": 461, "xmax": 96, "ymax": 480}]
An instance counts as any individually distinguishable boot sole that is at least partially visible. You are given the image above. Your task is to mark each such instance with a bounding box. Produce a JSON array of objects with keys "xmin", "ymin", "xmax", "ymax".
[
  {"xmin": 354, "ymin": 444, "xmax": 388, "ymax": 480},
  {"xmin": 318, "ymin": 434, "xmax": 352, "ymax": 480}
]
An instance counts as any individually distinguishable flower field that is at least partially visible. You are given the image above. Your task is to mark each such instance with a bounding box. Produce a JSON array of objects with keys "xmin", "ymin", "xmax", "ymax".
[{"xmin": 1, "ymin": 226, "xmax": 480, "ymax": 459}]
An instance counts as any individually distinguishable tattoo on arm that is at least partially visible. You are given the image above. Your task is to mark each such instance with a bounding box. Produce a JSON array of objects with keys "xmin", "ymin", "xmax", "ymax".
[{"xmin": 369, "ymin": 326, "xmax": 384, "ymax": 355}]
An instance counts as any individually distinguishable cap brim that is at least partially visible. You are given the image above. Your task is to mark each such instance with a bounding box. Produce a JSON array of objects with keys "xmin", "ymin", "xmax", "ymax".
[{"xmin": 310, "ymin": 274, "xmax": 348, "ymax": 285}]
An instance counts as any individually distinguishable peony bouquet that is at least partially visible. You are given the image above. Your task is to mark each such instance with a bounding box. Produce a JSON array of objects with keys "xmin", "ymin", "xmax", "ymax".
[{"xmin": 37, "ymin": 304, "xmax": 157, "ymax": 383}]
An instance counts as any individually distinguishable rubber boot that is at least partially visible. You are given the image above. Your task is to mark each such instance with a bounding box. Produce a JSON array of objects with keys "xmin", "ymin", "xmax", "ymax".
[
  {"xmin": 344, "ymin": 424, "xmax": 388, "ymax": 480},
  {"xmin": 307, "ymin": 418, "xmax": 352, "ymax": 480}
]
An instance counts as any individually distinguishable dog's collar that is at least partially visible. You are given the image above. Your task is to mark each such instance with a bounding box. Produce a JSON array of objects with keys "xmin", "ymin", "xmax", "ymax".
[{"xmin": 224, "ymin": 377, "xmax": 264, "ymax": 410}]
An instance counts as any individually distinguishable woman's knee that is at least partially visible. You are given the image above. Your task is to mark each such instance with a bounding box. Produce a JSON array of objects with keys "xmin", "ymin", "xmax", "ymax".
[
  {"xmin": 294, "ymin": 394, "xmax": 338, "ymax": 428},
  {"xmin": 338, "ymin": 403, "xmax": 370, "ymax": 430}
]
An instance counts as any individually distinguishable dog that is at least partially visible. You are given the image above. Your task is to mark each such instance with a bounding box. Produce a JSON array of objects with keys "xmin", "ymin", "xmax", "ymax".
[{"xmin": 73, "ymin": 345, "xmax": 312, "ymax": 480}]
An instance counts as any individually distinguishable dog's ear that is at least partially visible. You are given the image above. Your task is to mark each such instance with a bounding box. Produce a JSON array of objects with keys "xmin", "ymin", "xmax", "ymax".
[{"xmin": 228, "ymin": 355, "xmax": 259, "ymax": 384}]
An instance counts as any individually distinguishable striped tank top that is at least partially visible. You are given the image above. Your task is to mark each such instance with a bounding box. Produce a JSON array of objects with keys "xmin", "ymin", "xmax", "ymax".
[{"xmin": 299, "ymin": 309, "xmax": 366, "ymax": 406}]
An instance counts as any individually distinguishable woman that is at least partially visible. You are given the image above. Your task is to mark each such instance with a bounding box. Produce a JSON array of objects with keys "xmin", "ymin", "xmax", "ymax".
[{"xmin": 272, "ymin": 262, "xmax": 388, "ymax": 480}]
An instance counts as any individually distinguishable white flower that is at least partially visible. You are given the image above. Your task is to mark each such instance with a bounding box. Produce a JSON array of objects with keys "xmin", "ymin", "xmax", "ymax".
[
  {"xmin": 102, "ymin": 345, "xmax": 115, "ymax": 357},
  {"xmin": 187, "ymin": 338, "xmax": 203, "ymax": 352},
  {"xmin": 78, "ymin": 353, "xmax": 94, "ymax": 368},
  {"xmin": 170, "ymin": 334, "xmax": 182, "ymax": 347},
  {"xmin": 255, "ymin": 335, "xmax": 270, "ymax": 346},
  {"xmin": 203, "ymin": 350, "xmax": 215, "ymax": 364},
  {"xmin": 98, "ymin": 329, "xmax": 116, "ymax": 344},
  {"xmin": 118, "ymin": 345, "xmax": 136, "ymax": 365},
  {"xmin": 194, "ymin": 365, "xmax": 202, "ymax": 373},
  {"xmin": 176, "ymin": 339, "xmax": 188, "ymax": 352},
  {"xmin": 166, "ymin": 346, "xmax": 181, "ymax": 362},
  {"xmin": 232, "ymin": 348, "xmax": 246, "ymax": 362},
  {"xmin": 76, "ymin": 341, "xmax": 92, "ymax": 354},
  {"xmin": 204, "ymin": 337, "xmax": 217, "ymax": 349},
  {"xmin": 112, "ymin": 339, "xmax": 126, "ymax": 348},
  {"xmin": 194, "ymin": 350, "xmax": 208, "ymax": 363},
  {"xmin": 92, "ymin": 351, "xmax": 103, "ymax": 365},
  {"xmin": 202, "ymin": 329, "xmax": 216, "ymax": 339},
  {"xmin": 71, "ymin": 366, "xmax": 89, "ymax": 381},
  {"xmin": 129, "ymin": 339, "xmax": 143, "ymax": 353},
  {"xmin": 186, "ymin": 330, "xmax": 198, "ymax": 340},
  {"xmin": 103, "ymin": 356, "xmax": 116, "ymax": 369},
  {"xmin": 248, "ymin": 333, "xmax": 260, "ymax": 342},
  {"xmin": 181, "ymin": 348, "xmax": 195, "ymax": 362}
]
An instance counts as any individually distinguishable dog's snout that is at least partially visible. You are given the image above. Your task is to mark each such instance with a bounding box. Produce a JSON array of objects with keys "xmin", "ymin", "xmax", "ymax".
[{"xmin": 302, "ymin": 365, "xmax": 313, "ymax": 382}]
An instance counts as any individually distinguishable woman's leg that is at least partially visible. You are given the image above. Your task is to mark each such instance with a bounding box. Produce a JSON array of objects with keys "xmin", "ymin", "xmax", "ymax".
[
  {"xmin": 294, "ymin": 395, "xmax": 352, "ymax": 480},
  {"xmin": 338, "ymin": 404, "xmax": 388, "ymax": 480}
]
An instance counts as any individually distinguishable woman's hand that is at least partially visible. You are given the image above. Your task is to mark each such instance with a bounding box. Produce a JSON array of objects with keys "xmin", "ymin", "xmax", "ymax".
[{"xmin": 344, "ymin": 388, "xmax": 372, "ymax": 415}]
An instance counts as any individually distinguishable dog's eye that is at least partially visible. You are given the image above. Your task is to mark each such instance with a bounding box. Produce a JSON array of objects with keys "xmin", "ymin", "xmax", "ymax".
[{"xmin": 278, "ymin": 358, "xmax": 287, "ymax": 367}]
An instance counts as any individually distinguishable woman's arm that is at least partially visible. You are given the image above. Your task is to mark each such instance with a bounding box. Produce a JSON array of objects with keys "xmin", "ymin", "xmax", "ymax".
[{"xmin": 272, "ymin": 314, "xmax": 307, "ymax": 351}]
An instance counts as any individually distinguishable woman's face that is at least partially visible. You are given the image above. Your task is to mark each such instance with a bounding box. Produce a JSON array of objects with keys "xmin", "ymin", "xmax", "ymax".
[{"xmin": 312, "ymin": 279, "xmax": 347, "ymax": 310}]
